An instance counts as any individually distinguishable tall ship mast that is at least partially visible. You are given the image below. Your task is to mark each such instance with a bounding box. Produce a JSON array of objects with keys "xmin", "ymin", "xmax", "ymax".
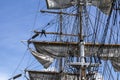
[{"xmin": 20, "ymin": 0, "xmax": 120, "ymax": 80}]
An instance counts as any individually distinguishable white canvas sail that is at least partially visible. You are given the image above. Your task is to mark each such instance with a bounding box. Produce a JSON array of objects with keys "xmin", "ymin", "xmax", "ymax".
[
  {"xmin": 46, "ymin": 0, "xmax": 73, "ymax": 9},
  {"xmin": 31, "ymin": 41, "xmax": 120, "ymax": 71},
  {"xmin": 111, "ymin": 58, "xmax": 120, "ymax": 71},
  {"xmin": 46, "ymin": 0, "xmax": 112, "ymax": 14},
  {"xmin": 92, "ymin": 0, "xmax": 112, "ymax": 14},
  {"xmin": 30, "ymin": 49, "xmax": 54, "ymax": 68},
  {"xmin": 33, "ymin": 41, "xmax": 79, "ymax": 57}
]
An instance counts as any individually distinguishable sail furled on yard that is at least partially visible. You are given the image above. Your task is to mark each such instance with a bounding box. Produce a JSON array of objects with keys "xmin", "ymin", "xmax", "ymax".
[
  {"xmin": 46, "ymin": 0, "xmax": 112, "ymax": 14},
  {"xmin": 46, "ymin": 0, "xmax": 74, "ymax": 9},
  {"xmin": 30, "ymin": 41, "xmax": 120, "ymax": 71},
  {"xmin": 101, "ymin": 53, "xmax": 120, "ymax": 71},
  {"xmin": 111, "ymin": 57, "xmax": 120, "ymax": 71},
  {"xmin": 28, "ymin": 70, "xmax": 60, "ymax": 80},
  {"xmin": 28, "ymin": 70, "xmax": 78, "ymax": 80},
  {"xmin": 33, "ymin": 41, "xmax": 79, "ymax": 57},
  {"xmin": 92, "ymin": 0, "xmax": 113, "ymax": 14},
  {"xmin": 30, "ymin": 49, "xmax": 54, "ymax": 68}
]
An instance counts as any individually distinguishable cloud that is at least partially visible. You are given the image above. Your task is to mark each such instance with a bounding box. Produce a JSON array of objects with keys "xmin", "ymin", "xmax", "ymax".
[{"xmin": 0, "ymin": 73, "xmax": 9, "ymax": 80}]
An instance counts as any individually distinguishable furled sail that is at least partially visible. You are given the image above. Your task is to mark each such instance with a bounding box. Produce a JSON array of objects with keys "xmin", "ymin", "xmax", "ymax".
[
  {"xmin": 46, "ymin": 0, "xmax": 74, "ymax": 9},
  {"xmin": 30, "ymin": 41, "xmax": 120, "ymax": 71},
  {"xmin": 101, "ymin": 53, "xmax": 120, "ymax": 71},
  {"xmin": 28, "ymin": 70, "xmax": 78, "ymax": 80},
  {"xmin": 46, "ymin": 0, "xmax": 112, "ymax": 14},
  {"xmin": 92, "ymin": 0, "xmax": 112, "ymax": 14},
  {"xmin": 111, "ymin": 57, "xmax": 120, "ymax": 71},
  {"xmin": 33, "ymin": 41, "xmax": 79, "ymax": 57},
  {"xmin": 30, "ymin": 49, "xmax": 54, "ymax": 68}
]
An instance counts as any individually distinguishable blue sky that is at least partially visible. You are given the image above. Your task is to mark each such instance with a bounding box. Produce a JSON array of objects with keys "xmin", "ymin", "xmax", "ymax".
[{"xmin": 0, "ymin": 0, "xmax": 45, "ymax": 79}]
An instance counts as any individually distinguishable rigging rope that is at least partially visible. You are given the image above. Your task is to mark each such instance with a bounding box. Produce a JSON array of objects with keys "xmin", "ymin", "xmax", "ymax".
[
  {"xmin": 11, "ymin": 49, "xmax": 28, "ymax": 77},
  {"xmin": 30, "ymin": 0, "xmax": 41, "ymax": 35}
]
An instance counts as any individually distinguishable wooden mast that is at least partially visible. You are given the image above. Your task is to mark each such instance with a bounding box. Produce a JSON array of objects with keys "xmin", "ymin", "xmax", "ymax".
[
  {"xmin": 78, "ymin": 0, "xmax": 86, "ymax": 80},
  {"xmin": 59, "ymin": 10, "xmax": 63, "ymax": 72}
]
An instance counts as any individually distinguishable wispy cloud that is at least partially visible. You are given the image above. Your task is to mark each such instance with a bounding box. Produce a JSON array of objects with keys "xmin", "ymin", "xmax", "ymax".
[{"xmin": 0, "ymin": 73, "xmax": 9, "ymax": 80}]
